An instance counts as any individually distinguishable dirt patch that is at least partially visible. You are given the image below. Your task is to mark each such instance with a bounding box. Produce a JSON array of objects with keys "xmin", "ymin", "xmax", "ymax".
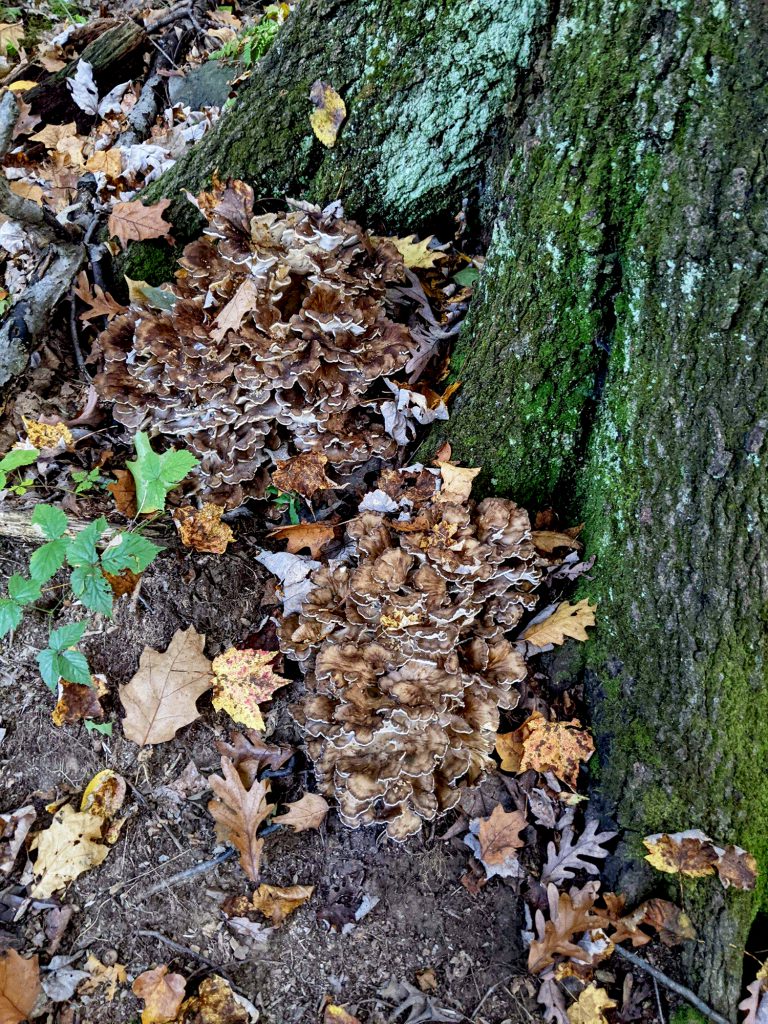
[{"xmin": 0, "ymin": 534, "xmax": 530, "ymax": 1024}]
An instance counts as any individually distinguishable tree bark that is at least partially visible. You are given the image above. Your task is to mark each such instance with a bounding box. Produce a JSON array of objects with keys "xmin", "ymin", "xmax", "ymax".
[{"xmin": 139, "ymin": 0, "xmax": 766, "ymax": 1009}]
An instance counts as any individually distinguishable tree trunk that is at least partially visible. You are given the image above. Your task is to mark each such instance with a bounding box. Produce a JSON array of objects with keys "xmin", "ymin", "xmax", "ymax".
[{"xmin": 142, "ymin": 0, "xmax": 767, "ymax": 1009}]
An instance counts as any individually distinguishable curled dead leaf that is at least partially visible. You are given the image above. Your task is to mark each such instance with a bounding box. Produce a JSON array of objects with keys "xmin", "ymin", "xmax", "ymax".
[
  {"xmin": 272, "ymin": 453, "xmax": 335, "ymax": 498},
  {"xmin": 273, "ymin": 792, "xmax": 329, "ymax": 832},
  {"xmin": 174, "ymin": 503, "xmax": 234, "ymax": 554},
  {"xmin": 224, "ymin": 883, "xmax": 314, "ymax": 926},
  {"xmin": 52, "ymin": 673, "xmax": 107, "ymax": 726}
]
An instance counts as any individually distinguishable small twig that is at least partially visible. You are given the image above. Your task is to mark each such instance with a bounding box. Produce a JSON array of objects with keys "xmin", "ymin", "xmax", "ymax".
[
  {"xmin": 134, "ymin": 847, "xmax": 236, "ymax": 902},
  {"xmin": 612, "ymin": 946, "xmax": 733, "ymax": 1024},
  {"xmin": 653, "ymin": 977, "xmax": 666, "ymax": 1024},
  {"xmin": 138, "ymin": 930, "xmax": 220, "ymax": 968},
  {"xmin": 69, "ymin": 289, "xmax": 89, "ymax": 379},
  {"xmin": 145, "ymin": 5, "xmax": 192, "ymax": 31},
  {"xmin": 471, "ymin": 975, "xmax": 519, "ymax": 1021}
]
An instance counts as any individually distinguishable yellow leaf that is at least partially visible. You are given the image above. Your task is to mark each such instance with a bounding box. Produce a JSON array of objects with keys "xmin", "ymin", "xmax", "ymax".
[
  {"xmin": 324, "ymin": 1006, "xmax": 361, "ymax": 1024},
  {"xmin": 30, "ymin": 804, "xmax": 109, "ymax": 898},
  {"xmin": 498, "ymin": 711, "xmax": 594, "ymax": 788},
  {"xmin": 249, "ymin": 883, "xmax": 314, "ymax": 925},
  {"xmin": 7, "ymin": 80, "xmax": 37, "ymax": 93},
  {"xmin": 211, "ymin": 648, "xmax": 288, "ymax": 731},
  {"xmin": 30, "ymin": 122, "xmax": 78, "ymax": 149},
  {"xmin": 389, "ymin": 234, "xmax": 446, "ymax": 269},
  {"xmin": 79, "ymin": 954, "xmax": 127, "ymax": 1002},
  {"xmin": 268, "ymin": 521, "xmax": 336, "ymax": 559},
  {"xmin": 566, "ymin": 985, "xmax": 617, "ymax": 1024},
  {"xmin": 522, "ymin": 599, "xmax": 596, "ymax": 647},
  {"xmin": 80, "ymin": 769, "xmax": 126, "ymax": 820},
  {"xmin": 119, "ymin": 627, "xmax": 212, "ymax": 745},
  {"xmin": 9, "ymin": 180, "xmax": 43, "ymax": 205},
  {"xmin": 309, "ymin": 80, "xmax": 346, "ymax": 147},
  {"xmin": 173, "ymin": 503, "xmax": 234, "ymax": 554},
  {"xmin": 642, "ymin": 831, "xmax": 719, "ymax": 878},
  {"xmin": 85, "ymin": 148, "xmax": 122, "ymax": 179},
  {"xmin": 435, "ymin": 462, "xmax": 481, "ymax": 504},
  {"xmin": 0, "ymin": 23, "xmax": 24, "ymax": 51}
]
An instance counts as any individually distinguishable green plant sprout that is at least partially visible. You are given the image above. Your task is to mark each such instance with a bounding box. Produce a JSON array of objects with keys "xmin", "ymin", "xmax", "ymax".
[
  {"xmin": 71, "ymin": 467, "xmax": 105, "ymax": 495},
  {"xmin": 0, "ymin": 446, "xmax": 39, "ymax": 493},
  {"xmin": 209, "ymin": 4, "xmax": 285, "ymax": 66},
  {"xmin": 265, "ymin": 484, "xmax": 300, "ymax": 524}
]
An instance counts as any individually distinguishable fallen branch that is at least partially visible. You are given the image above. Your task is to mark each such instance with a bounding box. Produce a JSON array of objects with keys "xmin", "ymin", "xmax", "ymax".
[
  {"xmin": 0, "ymin": 509, "xmax": 168, "ymax": 544},
  {"xmin": 612, "ymin": 946, "xmax": 733, "ymax": 1024},
  {"xmin": 133, "ymin": 848, "xmax": 236, "ymax": 902}
]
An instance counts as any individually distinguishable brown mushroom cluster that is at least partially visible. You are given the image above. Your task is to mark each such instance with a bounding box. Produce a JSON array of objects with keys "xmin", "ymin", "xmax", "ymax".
[
  {"xmin": 94, "ymin": 181, "xmax": 421, "ymax": 505},
  {"xmin": 280, "ymin": 488, "xmax": 543, "ymax": 841}
]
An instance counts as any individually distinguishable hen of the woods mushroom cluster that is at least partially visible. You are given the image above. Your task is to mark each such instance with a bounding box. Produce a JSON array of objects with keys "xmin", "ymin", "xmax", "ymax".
[
  {"xmin": 279, "ymin": 467, "xmax": 552, "ymax": 841},
  {"xmin": 94, "ymin": 179, "xmax": 436, "ymax": 506}
]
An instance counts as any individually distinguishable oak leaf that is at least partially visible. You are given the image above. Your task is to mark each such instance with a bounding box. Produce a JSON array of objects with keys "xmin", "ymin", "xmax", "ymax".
[
  {"xmin": 75, "ymin": 272, "xmax": 126, "ymax": 322},
  {"xmin": 528, "ymin": 882, "xmax": 608, "ymax": 974},
  {"xmin": 541, "ymin": 819, "xmax": 616, "ymax": 886},
  {"xmin": 268, "ymin": 521, "xmax": 336, "ymax": 559},
  {"xmin": 566, "ymin": 985, "xmax": 616, "ymax": 1024},
  {"xmin": 642, "ymin": 830, "xmax": 718, "ymax": 879},
  {"xmin": 0, "ymin": 950, "xmax": 40, "ymax": 1024},
  {"xmin": 272, "ymin": 453, "xmax": 335, "ymax": 498},
  {"xmin": 522, "ymin": 599, "xmax": 596, "ymax": 648},
  {"xmin": 498, "ymin": 711, "xmax": 594, "ymax": 787},
  {"xmin": 0, "ymin": 805, "xmax": 36, "ymax": 876},
  {"xmin": 531, "ymin": 531, "xmax": 583, "ymax": 554},
  {"xmin": 389, "ymin": 235, "xmax": 446, "ymax": 270},
  {"xmin": 119, "ymin": 627, "xmax": 212, "ymax": 745},
  {"xmin": 30, "ymin": 804, "xmax": 109, "ymax": 897},
  {"xmin": 435, "ymin": 462, "xmax": 481, "ymax": 504},
  {"xmin": 227, "ymin": 883, "xmax": 314, "ymax": 926},
  {"xmin": 211, "ymin": 648, "xmax": 288, "ymax": 732},
  {"xmin": 216, "ymin": 730, "xmax": 293, "ymax": 788},
  {"xmin": 208, "ymin": 757, "xmax": 273, "ymax": 881},
  {"xmin": 273, "ymin": 793, "xmax": 329, "ymax": 832},
  {"xmin": 605, "ymin": 895, "xmax": 695, "ymax": 948},
  {"xmin": 132, "ymin": 964, "xmax": 186, "ymax": 1024},
  {"xmin": 108, "ymin": 198, "xmax": 174, "ymax": 250},
  {"xmin": 210, "ymin": 276, "xmax": 259, "ymax": 343},
  {"xmin": 173, "ymin": 503, "xmax": 234, "ymax": 554},
  {"xmin": 309, "ymin": 80, "xmax": 346, "ymax": 147},
  {"xmin": 477, "ymin": 805, "xmax": 527, "ymax": 866}
]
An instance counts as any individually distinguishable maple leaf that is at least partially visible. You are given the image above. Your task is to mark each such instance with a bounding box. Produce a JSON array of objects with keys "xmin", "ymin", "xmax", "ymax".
[
  {"xmin": 528, "ymin": 882, "xmax": 608, "ymax": 974},
  {"xmin": 217, "ymin": 730, "xmax": 293, "ymax": 787},
  {"xmin": 273, "ymin": 792, "xmax": 330, "ymax": 832},
  {"xmin": 119, "ymin": 627, "xmax": 212, "ymax": 745},
  {"xmin": 30, "ymin": 122, "xmax": 79, "ymax": 150},
  {"xmin": 210, "ymin": 276, "xmax": 259, "ymax": 343},
  {"xmin": 226, "ymin": 883, "xmax": 314, "ymax": 926},
  {"xmin": 476, "ymin": 805, "xmax": 527, "ymax": 866},
  {"xmin": 211, "ymin": 648, "xmax": 288, "ymax": 731},
  {"xmin": 75, "ymin": 272, "xmax": 126, "ymax": 322},
  {"xmin": 108, "ymin": 198, "xmax": 174, "ymax": 250},
  {"xmin": 643, "ymin": 830, "xmax": 718, "ymax": 878},
  {"xmin": 541, "ymin": 819, "xmax": 617, "ymax": 886},
  {"xmin": 435, "ymin": 462, "xmax": 481, "ymax": 504},
  {"xmin": 0, "ymin": 805, "xmax": 35, "ymax": 876},
  {"xmin": 132, "ymin": 964, "xmax": 186, "ymax": 1024},
  {"xmin": 84, "ymin": 148, "xmax": 122, "ymax": 179},
  {"xmin": 268, "ymin": 521, "xmax": 336, "ymax": 559},
  {"xmin": 497, "ymin": 711, "xmax": 594, "ymax": 787},
  {"xmin": 78, "ymin": 954, "xmax": 127, "ymax": 1002},
  {"xmin": 272, "ymin": 453, "xmax": 335, "ymax": 498},
  {"xmin": 522, "ymin": 599, "xmax": 596, "ymax": 648},
  {"xmin": 208, "ymin": 757, "xmax": 273, "ymax": 881},
  {"xmin": 0, "ymin": 950, "xmax": 40, "ymax": 1024},
  {"xmin": 309, "ymin": 80, "xmax": 346, "ymax": 147},
  {"xmin": 173, "ymin": 503, "xmax": 234, "ymax": 554},
  {"xmin": 566, "ymin": 985, "xmax": 616, "ymax": 1024},
  {"xmin": 605, "ymin": 895, "xmax": 695, "ymax": 948},
  {"xmin": 30, "ymin": 804, "xmax": 110, "ymax": 898},
  {"xmin": 389, "ymin": 234, "xmax": 446, "ymax": 269}
]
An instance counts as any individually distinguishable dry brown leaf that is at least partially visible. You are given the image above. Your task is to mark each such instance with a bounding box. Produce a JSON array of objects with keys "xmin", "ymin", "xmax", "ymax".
[
  {"xmin": 435, "ymin": 462, "xmax": 481, "ymax": 504},
  {"xmin": 80, "ymin": 769, "xmax": 126, "ymax": 822},
  {"xmin": 23, "ymin": 418, "xmax": 73, "ymax": 450},
  {"xmin": 522, "ymin": 599, "xmax": 596, "ymax": 648},
  {"xmin": 85, "ymin": 148, "xmax": 122, "ymax": 179},
  {"xmin": 30, "ymin": 121, "xmax": 78, "ymax": 150},
  {"xmin": 52, "ymin": 673, "xmax": 107, "ymax": 726},
  {"xmin": 132, "ymin": 964, "xmax": 186, "ymax": 1024},
  {"xmin": 30, "ymin": 804, "xmax": 109, "ymax": 898},
  {"xmin": 119, "ymin": 627, "xmax": 212, "ymax": 745},
  {"xmin": 715, "ymin": 843, "xmax": 759, "ymax": 890},
  {"xmin": 178, "ymin": 974, "xmax": 251, "ymax": 1023},
  {"xmin": 106, "ymin": 469, "xmax": 138, "ymax": 517},
  {"xmin": 216, "ymin": 730, "xmax": 293, "ymax": 788},
  {"xmin": 309, "ymin": 80, "xmax": 346, "ymax": 147},
  {"xmin": 528, "ymin": 883, "xmax": 608, "ymax": 974},
  {"xmin": 108, "ymin": 198, "xmax": 174, "ymax": 250},
  {"xmin": 78, "ymin": 954, "xmax": 127, "ymax": 1002},
  {"xmin": 477, "ymin": 805, "xmax": 527, "ymax": 866},
  {"xmin": 566, "ymin": 984, "xmax": 616, "ymax": 1024},
  {"xmin": 272, "ymin": 453, "xmax": 335, "ymax": 498},
  {"xmin": 208, "ymin": 757, "xmax": 272, "ymax": 881},
  {"xmin": 0, "ymin": 805, "xmax": 35, "ymax": 876},
  {"xmin": 12, "ymin": 98, "xmax": 41, "ymax": 139},
  {"xmin": 0, "ymin": 950, "xmax": 40, "ymax": 1024},
  {"xmin": 642, "ymin": 831, "xmax": 718, "ymax": 879},
  {"xmin": 268, "ymin": 521, "xmax": 336, "ymax": 559},
  {"xmin": 211, "ymin": 648, "xmax": 288, "ymax": 732},
  {"xmin": 103, "ymin": 566, "xmax": 141, "ymax": 599},
  {"xmin": 531, "ymin": 530, "xmax": 583, "ymax": 554},
  {"xmin": 173, "ymin": 503, "xmax": 234, "ymax": 554},
  {"xmin": 606, "ymin": 896, "xmax": 696, "ymax": 948},
  {"xmin": 324, "ymin": 1006, "xmax": 361, "ymax": 1024},
  {"xmin": 273, "ymin": 792, "xmax": 329, "ymax": 832},
  {"xmin": 210, "ymin": 276, "xmax": 259, "ymax": 343},
  {"xmin": 231, "ymin": 883, "xmax": 314, "ymax": 926},
  {"xmin": 9, "ymin": 180, "xmax": 43, "ymax": 205},
  {"xmin": 497, "ymin": 711, "xmax": 594, "ymax": 787},
  {"xmin": 75, "ymin": 272, "xmax": 126, "ymax": 322}
]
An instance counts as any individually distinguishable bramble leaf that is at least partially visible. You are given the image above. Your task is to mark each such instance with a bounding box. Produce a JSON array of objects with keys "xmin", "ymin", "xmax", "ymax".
[
  {"xmin": 7, "ymin": 575, "xmax": 41, "ymax": 606},
  {"xmin": 30, "ymin": 539, "xmax": 67, "ymax": 582},
  {"xmin": 66, "ymin": 518, "xmax": 108, "ymax": 567},
  {"xmin": 0, "ymin": 446, "xmax": 39, "ymax": 474},
  {"xmin": 127, "ymin": 432, "xmax": 199, "ymax": 514},
  {"xmin": 100, "ymin": 532, "xmax": 162, "ymax": 575},
  {"xmin": 0, "ymin": 598, "xmax": 22, "ymax": 637},
  {"xmin": 49, "ymin": 620, "xmax": 88, "ymax": 652},
  {"xmin": 31, "ymin": 503, "xmax": 68, "ymax": 540},
  {"xmin": 71, "ymin": 564, "xmax": 113, "ymax": 616}
]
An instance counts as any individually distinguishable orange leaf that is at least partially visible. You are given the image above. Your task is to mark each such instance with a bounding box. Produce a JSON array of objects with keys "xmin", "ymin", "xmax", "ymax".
[
  {"xmin": 107, "ymin": 198, "xmax": 174, "ymax": 250},
  {"xmin": 268, "ymin": 521, "xmax": 336, "ymax": 559},
  {"xmin": 173, "ymin": 503, "xmax": 234, "ymax": 554},
  {"xmin": 132, "ymin": 964, "xmax": 185, "ymax": 1024},
  {"xmin": 0, "ymin": 950, "xmax": 40, "ymax": 1024},
  {"xmin": 273, "ymin": 792, "xmax": 329, "ymax": 832},
  {"xmin": 476, "ymin": 805, "xmax": 527, "ymax": 866},
  {"xmin": 208, "ymin": 757, "xmax": 272, "ymax": 881}
]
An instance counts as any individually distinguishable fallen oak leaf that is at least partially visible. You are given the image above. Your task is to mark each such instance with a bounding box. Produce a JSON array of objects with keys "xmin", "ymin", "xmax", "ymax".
[
  {"xmin": 0, "ymin": 950, "xmax": 40, "ymax": 1024},
  {"xmin": 604, "ymin": 894, "xmax": 696, "ymax": 948},
  {"xmin": 528, "ymin": 882, "xmax": 608, "ymax": 974},
  {"xmin": 208, "ymin": 757, "xmax": 273, "ymax": 881},
  {"xmin": 210, "ymin": 276, "xmax": 259, "ymax": 343},
  {"xmin": 108, "ymin": 198, "xmax": 174, "ymax": 250},
  {"xmin": 268, "ymin": 521, "xmax": 336, "ymax": 559},
  {"xmin": 522, "ymin": 599, "xmax": 596, "ymax": 648},
  {"xmin": 387, "ymin": 234, "xmax": 446, "ymax": 270},
  {"xmin": 132, "ymin": 964, "xmax": 186, "ymax": 1024},
  {"xmin": 216, "ymin": 730, "xmax": 293, "ymax": 788},
  {"xmin": 211, "ymin": 648, "xmax": 288, "ymax": 732},
  {"xmin": 272, "ymin": 452, "xmax": 335, "ymax": 498},
  {"xmin": 309, "ymin": 80, "xmax": 346, "ymax": 147},
  {"xmin": 119, "ymin": 627, "xmax": 212, "ymax": 745},
  {"xmin": 224, "ymin": 883, "xmax": 314, "ymax": 926},
  {"xmin": 273, "ymin": 792, "xmax": 329, "ymax": 832},
  {"xmin": 74, "ymin": 272, "xmax": 126, "ymax": 322},
  {"xmin": 566, "ymin": 984, "xmax": 616, "ymax": 1024},
  {"xmin": 541, "ymin": 819, "xmax": 617, "ymax": 886},
  {"xmin": 29, "ymin": 804, "xmax": 110, "ymax": 898},
  {"xmin": 173, "ymin": 503, "xmax": 234, "ymax": 554}
]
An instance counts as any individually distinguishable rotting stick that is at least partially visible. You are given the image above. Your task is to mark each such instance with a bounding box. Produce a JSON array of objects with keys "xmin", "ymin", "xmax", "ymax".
[
  {"xmin": 138, "ymin": 929, "xmax": 221, "ymax": 968},
  {"xmin": 133, "ymin": 848, "xmax": 236, "ymax": 902},
  {"xmin": 612, "ymin": 946, "xmax": 733, "ymax": 1024}
]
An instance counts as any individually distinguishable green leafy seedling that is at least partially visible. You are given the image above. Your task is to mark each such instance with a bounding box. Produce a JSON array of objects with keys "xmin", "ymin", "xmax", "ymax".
[
  {"xmin": 127, "ymin": 432, "xmax": 199, "ymax": 515},
  {"xmin": 29, "ymin": 504, "xmax": 69, "ymax": 582},
  {"xmin": 71, "ymin": 467, "xmax": 104, "ymax": 494},
  {"xmin": 265, "ymin": 484, "xmax": 300, "ymax": 524},
  {"xmin": 37, "ymin": 620, "xmax": 91, "ymax": 691},
  {"xmin": 84, "ymin": 719, "xmax": 113, "ymax": 736},
  {"xmin": 0, "ymin": 446, "xmax": 39, "ymax": 491},
  {"xmin": 0, "ymin": 574, "xmax": 42, "ymax": 638}
]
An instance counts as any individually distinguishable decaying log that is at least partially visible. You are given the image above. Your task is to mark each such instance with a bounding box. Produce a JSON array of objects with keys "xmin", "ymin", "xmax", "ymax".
[{"xmin": 0, "ymin": 508, "xmax": 167, "ymax": 544}]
